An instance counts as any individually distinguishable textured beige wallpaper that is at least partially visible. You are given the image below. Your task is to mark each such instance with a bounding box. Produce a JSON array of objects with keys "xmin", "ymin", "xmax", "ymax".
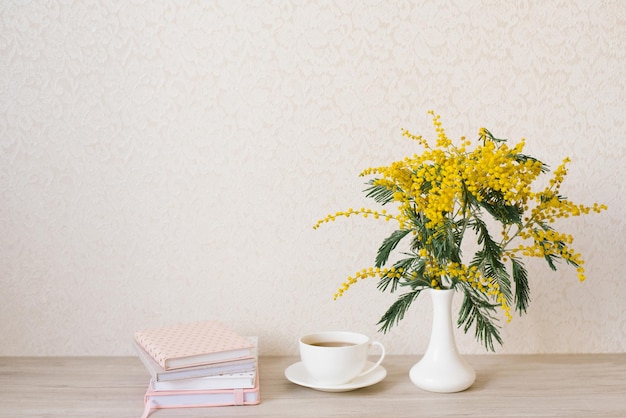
[{"xmin": 1, "ymin": 1, "xmax": 624, "ymax": 356}]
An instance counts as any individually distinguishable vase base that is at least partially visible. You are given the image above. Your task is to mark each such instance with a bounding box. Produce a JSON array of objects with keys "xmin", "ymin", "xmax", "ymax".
[{"xmin": 409, "ymin": 359, "xmax": 476, "ymax": 393}]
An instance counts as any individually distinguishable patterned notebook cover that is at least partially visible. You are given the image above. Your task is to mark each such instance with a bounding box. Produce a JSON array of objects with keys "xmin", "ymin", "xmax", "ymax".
[
  {"xmin": 134, "ymin": 320, "xmax": 254, "ymax": 370},
  {"xmin": 133, "ymin": 337, "xmax": 257, "ymax": 382}
]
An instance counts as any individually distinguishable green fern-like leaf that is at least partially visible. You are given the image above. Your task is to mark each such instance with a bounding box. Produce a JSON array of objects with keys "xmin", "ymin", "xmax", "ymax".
[
  {"xmin": 512, "ymin": 153, "xmax": 549, "ymax": 173},
  {"xmin": 421, "ymin": 217, "xmax": 464, "ymax": 266},
  {"xmin": 364, "ymin": 179, "xmax": 395, "ymax": 205},
  {"xmin": 470, "ymin": 218, "xmax": 513, "ymax": 305},
  {"xmin": 477, "ymin": 190, "xmax": 523, "ymax": 226},
  {"xmin": 457, "ymin": 284, "xmax": 503, "ymax": 351},
  {"xmin": 375, "ymin": 229, "xmax": 411, "ymax": 268},
  {"xmin": 377, "ymin": 255, "xmax": 426, "ymax": 293},
  {"xmin": 511, "ymin": 257, "xmax": 530, "ymax": 314},
  {"xmin": 377, "ymin": 289, "xmax": 423, "ymax": 333}
]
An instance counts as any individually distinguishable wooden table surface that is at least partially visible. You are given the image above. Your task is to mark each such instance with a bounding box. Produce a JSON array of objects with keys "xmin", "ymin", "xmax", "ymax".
[{"xmin": 0, "ymin": 354, "xmax": 625, "ymax": 417}]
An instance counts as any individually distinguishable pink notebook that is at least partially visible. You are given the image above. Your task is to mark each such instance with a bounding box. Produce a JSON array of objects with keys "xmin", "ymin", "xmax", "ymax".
[
  {"xmin": 141, "ymin": 376, "xmax": 260, "ymax": 417},
  {"xmin": 134, "ymin": 320, "xmax": 254, "ymax": 370},
  {"xmin": 133, "ymin": 337, "xmax": 257, "ymax": 382}
]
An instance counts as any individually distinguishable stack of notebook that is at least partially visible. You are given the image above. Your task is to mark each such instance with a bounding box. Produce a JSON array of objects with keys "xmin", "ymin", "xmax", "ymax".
[{"xmin": 133, "ymin": 320, "xmax": 260, "ymax": 417}]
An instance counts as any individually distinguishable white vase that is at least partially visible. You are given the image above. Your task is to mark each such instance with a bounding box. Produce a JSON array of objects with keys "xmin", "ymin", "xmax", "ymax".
[{"xmin": 409, "ymin": 288, "xmax": 476, "ymax": 392}]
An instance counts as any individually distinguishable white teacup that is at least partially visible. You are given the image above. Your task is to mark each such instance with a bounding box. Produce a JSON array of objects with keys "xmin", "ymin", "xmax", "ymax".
[{"xmin": 299, "ymin": 331, "xmax": 386, "ymax": 386}]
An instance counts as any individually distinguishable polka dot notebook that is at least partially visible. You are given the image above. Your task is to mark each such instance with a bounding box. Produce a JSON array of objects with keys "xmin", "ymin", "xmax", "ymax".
[{"xmin": 134, "ymin": 320, "xmax": 255, "ymax": 370}]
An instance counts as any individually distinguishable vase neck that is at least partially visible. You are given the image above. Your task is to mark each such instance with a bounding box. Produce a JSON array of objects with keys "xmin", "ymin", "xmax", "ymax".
[
  {"xmin": 423, "ymin": 288, "xmax": 458, "ymax": 357},
  {"xmin": 429, "ymin": 288, "xmax": 454, "ymax": 326}
]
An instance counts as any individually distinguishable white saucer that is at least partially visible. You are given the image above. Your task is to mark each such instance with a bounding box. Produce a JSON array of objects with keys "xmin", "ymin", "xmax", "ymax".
[{"xmin": 284, "ymin": 361, "xmax": 387, "ymax": 392}]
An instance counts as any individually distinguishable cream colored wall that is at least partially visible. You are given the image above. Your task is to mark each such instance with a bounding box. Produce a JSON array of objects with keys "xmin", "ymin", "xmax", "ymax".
[{"xmin": 1, "ymin": 1, "xmax": 624, "ymax": 356}]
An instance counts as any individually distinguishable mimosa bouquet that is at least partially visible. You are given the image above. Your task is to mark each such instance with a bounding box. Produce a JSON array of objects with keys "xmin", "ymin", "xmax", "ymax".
[{"xmin": 314, "ymin": 111, "xmax": 606, "ymax": 351}]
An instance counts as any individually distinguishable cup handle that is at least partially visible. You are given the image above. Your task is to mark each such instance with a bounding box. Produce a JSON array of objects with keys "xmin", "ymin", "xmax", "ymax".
[{"xmin": 357, "ymin": 341, "xmax": 385, "ymax": 378}]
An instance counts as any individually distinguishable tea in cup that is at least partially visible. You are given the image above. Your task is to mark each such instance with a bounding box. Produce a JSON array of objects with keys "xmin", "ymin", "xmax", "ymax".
[{"xmin": 299, "ymin": 331, "xmax": 385, "ymax": 385}]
